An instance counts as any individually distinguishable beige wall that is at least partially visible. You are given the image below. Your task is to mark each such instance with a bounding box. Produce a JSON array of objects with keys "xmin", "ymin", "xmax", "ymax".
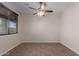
[
  {"xmin": 21, "ymin": 13, "xmax": 60, "ymax": 42},
  {"xmin": 60, "ymin": 3, "xmax": 79, "ymax": 54},
  {"xmin": 0, "ymin": 3, "xmax": 22, "ymax": 55}
]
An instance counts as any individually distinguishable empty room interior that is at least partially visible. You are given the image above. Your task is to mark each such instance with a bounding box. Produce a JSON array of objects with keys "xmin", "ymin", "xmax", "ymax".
[{"xmin": 0, "ymin": 2, "xmax": 79, "ymax": 56}]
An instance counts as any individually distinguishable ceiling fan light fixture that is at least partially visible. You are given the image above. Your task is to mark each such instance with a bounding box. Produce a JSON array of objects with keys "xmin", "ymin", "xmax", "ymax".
[
  {"xmin": 41, "ymin": 4, "xmax": 45, "ymax": 10},
  {"xmin": 37, "ymin": 11, "xmax": 45, "ymax": 16},
  {"xmin": 28, "ymin": 2, "xmax": 53, "ymax": 16}
]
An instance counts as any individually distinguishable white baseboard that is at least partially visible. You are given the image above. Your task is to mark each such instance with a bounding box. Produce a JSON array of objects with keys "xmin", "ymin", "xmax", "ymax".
[
  {"xmin": 0, "ymin": 42, "xmax": 21, "ymax": 56},
  {"xmin": 60, "ymin": 42, "xmax": 79, "ymax": 54},
  {"xmin": 21, "ymin": 41, "xmax": 59, "ymax": 43}
]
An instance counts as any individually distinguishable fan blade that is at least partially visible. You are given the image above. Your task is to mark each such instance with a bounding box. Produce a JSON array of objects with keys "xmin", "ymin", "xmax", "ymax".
[
  {"xmin": 33, "ymin": 13, "xmax": 37, "ymax": 15},
  {"xmin": 45, "ymin": 10, "xmax": 53, "ymax": 12},
  {"xmin": 39, "ymin": 2, "xmax": 43, "ymax": 4},
  {"xmin": 43, "ymin": 15, "xmax": 45, "ymax": 16},
  {"xmin": 29, "ymin": 7, "xmax": 37, "ymax": 10}
]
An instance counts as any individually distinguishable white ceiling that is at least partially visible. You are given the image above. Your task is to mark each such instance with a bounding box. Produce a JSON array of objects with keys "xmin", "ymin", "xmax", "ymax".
[{"xmin": 6, "ymin": 2, "xmax": 74, "ymax": 14}]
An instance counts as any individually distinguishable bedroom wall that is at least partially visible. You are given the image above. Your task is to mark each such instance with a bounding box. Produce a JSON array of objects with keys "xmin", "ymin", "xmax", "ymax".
[
  {"xmin": 60, "ymin": 3, "xmax": 79, "ymax": 54},
  {"xmin": 0, "ymin": 3, "xmax": 22, "ymax": 55},
  {"xmin": 21, "ymin": 13, "xmax": 60, "ymax": 42}
]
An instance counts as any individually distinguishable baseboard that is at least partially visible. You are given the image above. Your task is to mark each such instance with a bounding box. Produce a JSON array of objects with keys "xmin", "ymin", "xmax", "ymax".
[
  {"xmin": 60, "ymin": 42, "xmax": 79, "ymax": 55},
  {"xmin": 0, "ymin": 42, "xmax": 21, "ymax": 56},
  {"xmin": 21, "ymin": 41, "xmax": 59, "ymax": 43}
]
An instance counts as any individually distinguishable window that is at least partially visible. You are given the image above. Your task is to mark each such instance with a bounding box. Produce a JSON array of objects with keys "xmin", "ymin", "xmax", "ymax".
[
  {"xmin": 0, "ymin": 3, "xmax": 18, "ymax": 35},
  {"xmin": 8, "ymin": 19, "xmax": 17, "ymax": 34},
  {"xmin": 0, "ymin": 17, "xmax": 8, "ymax": 35}
]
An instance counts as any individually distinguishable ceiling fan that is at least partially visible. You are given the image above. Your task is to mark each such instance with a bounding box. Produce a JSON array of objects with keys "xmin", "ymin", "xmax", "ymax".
[{"xmin": 28, "ymin": 2, "xmax": 53, "ymax": 16}]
